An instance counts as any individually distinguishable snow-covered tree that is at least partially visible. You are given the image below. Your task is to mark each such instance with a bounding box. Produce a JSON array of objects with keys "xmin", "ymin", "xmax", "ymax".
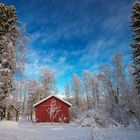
[
  {"xmin": 26, "ymin": 79, "xmax": 42, "ymax": 120},
  {"xmin": 0, "ymin": 4, "xmax": 18, "ymax": 103},
  {"xmin": 91, "ymin": 75, "xmax": 100, "ymax": 109},
  {"xmin": 64, "ymin": 83, "xmax": 71, "ymax": 102},
  {"xmin": 131, "ymin": 2, "xmax": 140, "ymax": 95},
  {"xmin": 72, "ymin": 73, "xmax": 81, "ymax": 108},
  {"xmin": 130, "ymin": 2, "xmax": 140, "ymax": 123},
  {"xmin": 99, "ymin": 54, "xmax": 131, "ymax": 126},
  {"xmin": 112, "ymin": 53, "xmax": 127, "ymax": 98},
  {"xmin": 99, "ymin": 64, "xmax": 126, "ymax": 124},
  {"xmin": 40, "ymin": 68, "xmax": 56, "ymax": 98},
  {"xmin": 15, "ymin": 27, "xmax": 28, "ymax": 75},
  {"xmin": 82, "ymin": 70, "xmax": 91, "ymax": 109}
]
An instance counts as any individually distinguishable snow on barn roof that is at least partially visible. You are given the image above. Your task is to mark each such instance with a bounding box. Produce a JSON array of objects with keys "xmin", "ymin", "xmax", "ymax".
[{"xmin": 33, "ymin": 94, "xmax": 72, "ymax": 107}]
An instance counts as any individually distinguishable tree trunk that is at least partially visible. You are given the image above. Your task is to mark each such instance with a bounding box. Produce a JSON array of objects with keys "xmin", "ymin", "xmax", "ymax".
[{"xmin": 16, "ymin": 110, "xmax": 19, "ymax": 121}]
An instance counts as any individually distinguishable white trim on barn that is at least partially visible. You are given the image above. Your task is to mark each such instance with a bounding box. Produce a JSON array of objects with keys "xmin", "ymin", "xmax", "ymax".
[{"xmin": 33, "ymin": 94, "xmax": 72, "ymax": 107}]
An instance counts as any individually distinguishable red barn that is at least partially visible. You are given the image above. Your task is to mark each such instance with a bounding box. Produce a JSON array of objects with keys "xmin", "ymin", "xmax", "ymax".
[{"xmin": 33, "ymin": 94, "xmax": 72, "ymax": 123}]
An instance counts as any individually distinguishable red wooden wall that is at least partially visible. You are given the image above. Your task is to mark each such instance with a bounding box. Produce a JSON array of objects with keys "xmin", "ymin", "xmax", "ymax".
[{"xmin": 34, "ymin": 96, "xmax": 70, "ymax": 123}]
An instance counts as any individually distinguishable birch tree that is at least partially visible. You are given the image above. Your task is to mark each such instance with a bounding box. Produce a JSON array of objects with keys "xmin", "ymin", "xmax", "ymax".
[
  {"xmin": 26, "ymin": 79, "xmax": 42, "ymax": 120},
  {"xmin": 72, "ymin": 73, "xmax": 81, "ymax": 108},
  {"xmin": 64, "ymin": 83, "xmax": 71, "ymax": 102},
  {"xmin": 82, "ymin": 70, "xmax": 92, "ymax": 109},
  {"xmin": 112, "ymin": 53, "xmax": 127, "ymax": 99},
  {"xmin": 40, "ymin": 68, "xmax": 56, "ymax": 98}
]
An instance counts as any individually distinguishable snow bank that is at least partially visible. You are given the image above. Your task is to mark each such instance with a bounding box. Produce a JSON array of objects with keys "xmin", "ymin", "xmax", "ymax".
[
  {"xmin": 74, "ymin": 109, "xmax": 112, "ymax": 128},
  {"xmin": 74, "ymin": 109, "xmax": 140, "ymax": 129}
]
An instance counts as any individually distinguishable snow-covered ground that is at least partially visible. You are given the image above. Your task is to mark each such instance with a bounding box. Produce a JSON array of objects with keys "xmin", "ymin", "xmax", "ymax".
[
  {"xmin": 0, "ymin": 120, "xmax": 140, "ymax": 140},
  {"xmin": 0, "ymin": 120, "xmax": 92, "ymax": 140},
  {"xmin": 92, "ymin": 127, "xmax": 140, "ymax": 140}
]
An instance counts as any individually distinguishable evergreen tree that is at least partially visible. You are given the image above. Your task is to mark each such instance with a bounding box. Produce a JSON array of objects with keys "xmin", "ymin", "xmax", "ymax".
[
  {"xmin": 0, "ymin": 4, "xmax": 18, "ymax": 102},
  {"xmin": 131, "ymin": 2, "xmax": 140, "ymax": 95}
]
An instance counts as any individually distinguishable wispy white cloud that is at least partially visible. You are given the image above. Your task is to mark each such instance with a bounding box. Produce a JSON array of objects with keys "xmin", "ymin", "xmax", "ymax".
[
  {"xmin": 77, "ymin": 39, "xmax": 115, "ymax": 67},
  {"xmin": 102, "ymin": 5, "xmax": 130, "ymax": 33},
  {"xmin": 24, "ymin": 48, "xmax": 74, "ymax": 82}
]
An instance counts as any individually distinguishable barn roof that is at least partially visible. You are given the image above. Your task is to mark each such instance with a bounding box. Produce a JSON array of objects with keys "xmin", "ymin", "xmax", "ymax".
[{"xmin": 33, "ymin": 94, "xmax": 72, "ymax": 107}]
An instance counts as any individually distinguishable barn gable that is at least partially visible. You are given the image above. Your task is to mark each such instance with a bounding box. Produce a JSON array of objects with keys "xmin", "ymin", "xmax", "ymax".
[{"xmin": 33, "ymin": 94, "xmax": 72, "ymax": 107}]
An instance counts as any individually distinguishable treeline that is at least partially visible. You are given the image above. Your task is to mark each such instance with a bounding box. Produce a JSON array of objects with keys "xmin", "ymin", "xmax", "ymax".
[{"xmin": 64, "ymin": 53, "xmax": 140, "ymax": 126}]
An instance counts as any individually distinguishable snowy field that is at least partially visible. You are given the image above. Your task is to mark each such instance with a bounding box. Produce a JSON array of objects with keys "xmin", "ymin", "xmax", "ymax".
[
  {"xmin": 92, "ymin": 127, "xmax": 140, "ymax": 140},
  {"xmin": 0, "ymin": 120, "xmax": 140, "ymax": 140},
  {"xmin": 0, "ymin": 120, "xmax": 92, "ymax": 140}
]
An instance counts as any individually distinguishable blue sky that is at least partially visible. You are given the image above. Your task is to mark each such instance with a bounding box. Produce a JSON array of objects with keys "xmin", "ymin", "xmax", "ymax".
[{"xmin": 2, "ymin": 0, "xmax": 135, "ymax": 93}]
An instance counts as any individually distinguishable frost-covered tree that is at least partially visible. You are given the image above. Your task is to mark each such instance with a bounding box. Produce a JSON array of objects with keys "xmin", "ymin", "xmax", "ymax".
[
  {"xmin": 64, "ymin": 83, "xmax": 71, "ymax": 102},
  {"xmin": 99, "ymin": 64, "xmax": 126, "ymax": 124},
  {"xmin": 14, "ymin": 80, "xmax": 33, "ymax": 119},
  {"xmin": 112, "ymin": 53, "xmax": 127, "ymax": 101},
  {"xmin": 15, "ymin": 27, "xmax": 28, "ymax": 75},
  {"xmin": 82, "ymin": 70, "xmax": 91, "ymax": 109},
  {"xmin": 0, "ymin": 4, "xmax": 18, "ymax": 103},
  {"xmin": 40, "ymin": 68, "xmax": 56, "ymax": 98},
  {"xmin": 100, "ymin": 55, "xmax": 131, "ymax": 126},
  {"xmin": 0, "ymin": 4, "xmax": 20, "ymax": 120},
  {"xmin": 100, "ymin": 68, "xmax": 115, "ymax": 106},
  {"xmin": 131, "ymin": 2, "xmax": 140, "ymax": 95},
  {"xmin": 128, "ymin": 67, "xmax": 139, "ymax": 111},
  {"xmin": 92, "ymin": 77, "xmax": 100, "ymax": 109},
  {"xmin": 72, "ymin": 73, "xmax": 81, "ymax": 107},
  {"xmin": 130, "ymin": 2, "xmax": 140, "ymax": 122},
  {"xmin": 26, "ymin": 80, "xmax": 41, "ymax": 120}
]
